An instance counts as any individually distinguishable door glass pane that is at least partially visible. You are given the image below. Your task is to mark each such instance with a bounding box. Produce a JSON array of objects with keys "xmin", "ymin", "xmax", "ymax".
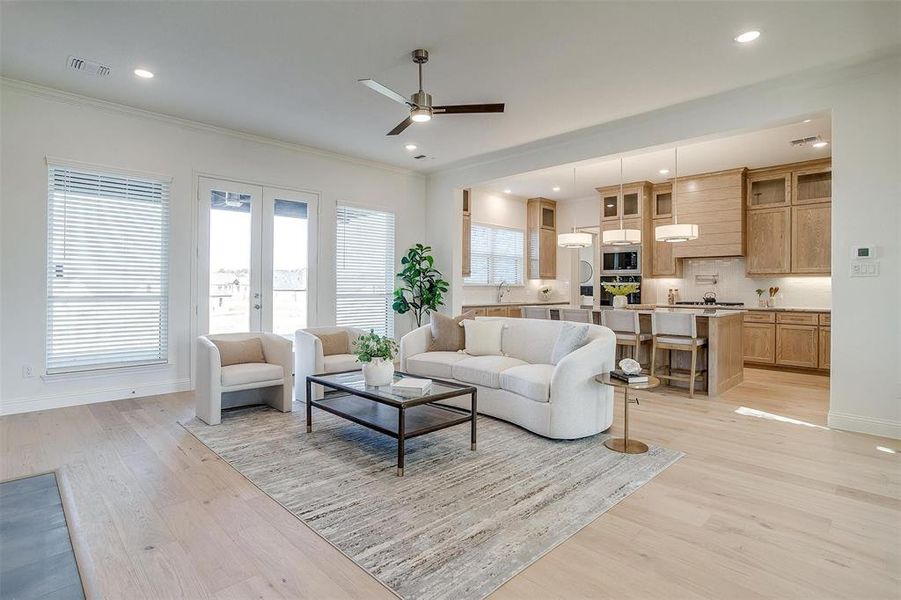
[
  {"xmin": 209, "ymin": 190, "xmax": 252, "ymax": 333},
  {"xmin": 622, "ymin": 192, "xmax": 639, "ymax": 216},
  {"xmin": 272, "ymin": 199, "xmax": 309, "ymax": 334},
  {"xmin": 750, "ymin": 177, "xmax": 786, "ymax": 206},
  {"xmin": 603, "ymin": 195, "xmax": 618, "ymax": 218}
]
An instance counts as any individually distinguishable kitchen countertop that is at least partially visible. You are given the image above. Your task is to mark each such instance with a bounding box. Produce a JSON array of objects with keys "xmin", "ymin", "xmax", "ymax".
[
  {"xmin": 462, "ymin": 301, "xmax": 569, "ymax": 308},
  {"xmin": 548, "ymin": 305, "xmax": 744, "ymax": 318},
  {"xmin": 654, "ymin": 304, "xmax": 831, "ymax": 313}
]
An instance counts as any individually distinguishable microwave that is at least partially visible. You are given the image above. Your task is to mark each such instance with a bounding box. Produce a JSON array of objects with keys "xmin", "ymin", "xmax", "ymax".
[{"xmin": 601, "ymin": 245, "xmax": 641, "ymax": 275}]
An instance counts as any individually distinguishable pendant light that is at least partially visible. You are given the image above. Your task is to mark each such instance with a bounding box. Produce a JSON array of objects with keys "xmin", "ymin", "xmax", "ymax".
[
  {"xmin": 602, "ymin": 157, "xmax": 642, "ymax": 245},
  {"xmin": 558, "ymin": 167, "xmax": 592, "ymax": 248},
  {"xmin": 655, "ymin": 147, "xmax": 699, "ymax": 242}
]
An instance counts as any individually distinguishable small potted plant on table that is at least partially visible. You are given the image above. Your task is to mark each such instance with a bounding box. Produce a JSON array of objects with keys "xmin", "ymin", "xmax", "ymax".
[
  {"xmin": 353, "ymin": 330, "xmax": 399, "ymax": 387},
  {"xmin": 602, "ymin": 282, "xmax": 640, "ymax": 309}
]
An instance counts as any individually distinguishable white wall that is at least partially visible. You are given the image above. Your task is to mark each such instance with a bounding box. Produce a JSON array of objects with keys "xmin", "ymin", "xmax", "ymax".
[
  {"xmin": 0, "ymin": 80, "xmax": 426, "ymax": 415},
  {"xmin": 426, "ymin": 53, "xmax": 901, "ymax": 439},
  {"xmin": 462, "ymin": 188, "xmax": 568, "ymax": 305}
]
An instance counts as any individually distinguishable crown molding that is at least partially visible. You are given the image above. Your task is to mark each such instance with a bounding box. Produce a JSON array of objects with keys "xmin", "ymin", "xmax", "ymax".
[{"xmin": 0, "ymin": 77, "xmax": 422, "ymax": 179}]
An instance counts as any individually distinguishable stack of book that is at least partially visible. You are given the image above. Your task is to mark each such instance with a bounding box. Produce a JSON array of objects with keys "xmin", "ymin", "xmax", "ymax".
[
  {"xmin": 610, "ymin": 369, "xmax": 649, "ymax": 384},
  {"xmin": 390, "ymin": 377, "xmax": 433, "ymax": 397}
]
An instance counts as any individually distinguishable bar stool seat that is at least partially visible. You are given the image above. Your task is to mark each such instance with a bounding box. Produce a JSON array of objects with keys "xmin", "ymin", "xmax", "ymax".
[
  {"xmin": 614, "ymin": 332, "xmax": 653, "ymax": 343},
  {"xmin": 601, "ymin": 309, "xmax": 650, "ymax": 367},
  {"xmin": 650, "ymin": 311, "xmax": 708, "ymax": 398}
]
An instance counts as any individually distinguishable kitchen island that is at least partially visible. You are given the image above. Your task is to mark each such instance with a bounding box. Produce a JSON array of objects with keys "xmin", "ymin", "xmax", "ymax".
[{"xmin": 544, "ymin": 305, "xmax": 744, "ymax": 397}]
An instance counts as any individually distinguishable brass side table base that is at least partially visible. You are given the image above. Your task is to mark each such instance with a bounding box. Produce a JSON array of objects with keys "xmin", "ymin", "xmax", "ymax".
[{"xmin": 604, "ymin": 438, "xmax": 649, "ymax": 454}]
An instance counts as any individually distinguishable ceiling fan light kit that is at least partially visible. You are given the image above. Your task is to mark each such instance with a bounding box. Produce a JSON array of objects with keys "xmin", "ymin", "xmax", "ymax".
[{"xmin": 359, "ymin": 49, "xmax": 504, "ymax": 136}]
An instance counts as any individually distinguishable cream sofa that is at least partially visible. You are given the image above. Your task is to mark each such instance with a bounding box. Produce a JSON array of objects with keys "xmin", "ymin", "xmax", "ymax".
[
  {"xmin": 294, "ymin": 326, "xmax": 364, "ymax": 401},
  {"xmin": 399, "ymin": 317, "xmax": 616, "ymax": 439}
]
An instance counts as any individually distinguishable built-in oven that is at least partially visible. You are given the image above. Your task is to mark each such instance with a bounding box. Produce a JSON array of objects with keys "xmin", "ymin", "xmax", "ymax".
[
  {"xmin": 599, "ymin": 275, "xmax": 642, "ymax": 306},
  {"xmin": 600, "ymin": 245, "xmax": 641, "ymax": 275}
]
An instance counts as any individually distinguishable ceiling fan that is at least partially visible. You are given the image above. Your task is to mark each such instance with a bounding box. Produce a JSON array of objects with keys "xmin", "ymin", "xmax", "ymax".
[{"xmin": 358, "ymin": 49, "xmax": 505, "ymax": 136}]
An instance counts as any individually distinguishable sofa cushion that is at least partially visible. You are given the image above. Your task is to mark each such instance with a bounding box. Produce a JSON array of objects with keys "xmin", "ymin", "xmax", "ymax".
[
  {"xmin": 551, "ymin": 322, "xmax": 590, "ymax": 364},
  {"xmin": 406, "ymin": 351, "xmax": 469, "ymax": 379},
  {"xmin": 428, "ymin": 312, "xmax": 474, "ymax": 352},
  {"xmin": 221, "ymin": 363, "xmax": 284, "ymax": 387},
  {"xmin": 314, "ymin": 330, "xmax": 350, "ymax": 356},
  {"xmin": 452, "ymin": 355, "xmax": 527, "ymax": 388},
  {"xmin": 213, "ymin": 338, "xmax": 266, "ymax": 367},
  {"xmin": 322, "ymin": 353, "xmax": 359, "ymax": 373},
  {"xmin": 499, "ymin": 318, "xmax": 564, "ymax": 365},
  {"xmin": 462, "ymin": 320, "xmax": 505, "ymax": 356},
  {"xmin": 500, "ymin": 364, "xmax": 555, "ymax": 403}
]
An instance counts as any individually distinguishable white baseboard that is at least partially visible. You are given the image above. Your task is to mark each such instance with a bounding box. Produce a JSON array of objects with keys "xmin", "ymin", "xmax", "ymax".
[
  {"xmin": 0, "ymin": 378, "xmax": 193, "ymax": 416},
  {"xmin": 828, "ymin": 411, "xmax": 901, "ymax": 440}
]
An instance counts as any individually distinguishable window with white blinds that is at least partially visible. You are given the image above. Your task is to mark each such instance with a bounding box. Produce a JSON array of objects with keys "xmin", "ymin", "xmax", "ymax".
[
  {"xmin": 464, "ymin": 223, "xmax": 524, "ymax": 285},
  {"xmin": 46, "ymin": 164, "xmax": 170, "ymax": 374},
  {"xmin": 335, "ymin": 205, "xmax": 395, "ymax": 337}
]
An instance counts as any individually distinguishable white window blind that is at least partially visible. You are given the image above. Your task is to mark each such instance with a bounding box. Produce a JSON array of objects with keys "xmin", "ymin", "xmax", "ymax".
[
  {"xmin": 46, "ymin": 164, "xmax": 170, "ymax": 374},
  {"xmin": 464, "ymin": 223, "xmax": 524, "ymax": 285},
  {"xmin": 335, "ymin": 205, "xmax": 395, "ymax": 337}
]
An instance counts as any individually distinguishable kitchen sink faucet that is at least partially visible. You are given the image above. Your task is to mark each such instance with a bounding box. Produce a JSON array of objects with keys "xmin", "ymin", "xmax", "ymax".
[{"xmin": 496, "ymin": 280, "xmax": 510, "ymax": 303}]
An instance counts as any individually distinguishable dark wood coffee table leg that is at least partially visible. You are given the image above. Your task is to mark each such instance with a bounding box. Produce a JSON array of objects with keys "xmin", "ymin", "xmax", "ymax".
[
  {"xmin": 471, "ymin": 389, "xmax": 477, "ymax": 451},
  {"xmin": 397, "ymin": 407, "xmax": 405, "ymax": 477},
  {"xmin": 305, "ymin": 378, "xmax": 313, "ymax": 433}
]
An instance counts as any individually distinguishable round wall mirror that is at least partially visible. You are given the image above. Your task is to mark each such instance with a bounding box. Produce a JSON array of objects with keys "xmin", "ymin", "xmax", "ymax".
[{"xmin": 579, "ymin": 260, "xmax": 593, "ymax": 284}]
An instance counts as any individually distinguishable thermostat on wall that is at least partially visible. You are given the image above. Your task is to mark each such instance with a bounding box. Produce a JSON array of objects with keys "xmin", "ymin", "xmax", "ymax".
[
  {"xmin": 852, "ymin": 245, "xmax": 877, "ymax": 259},
  {"xmin": 850, "ymin": 245, "xmax": 880, "ymax": 277}
]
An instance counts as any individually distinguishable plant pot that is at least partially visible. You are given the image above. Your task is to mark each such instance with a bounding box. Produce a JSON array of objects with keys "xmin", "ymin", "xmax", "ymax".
[
  {"xmin": 757, "ymin": 297, "xmax": 766, "ymax": 307},
  {"xmin": 612, "ymin": 295, "xmax": 628, "ymax": 309},
  {"xmin": 362, "ymin": 358, "xmax": 395, "ymax": 387}
]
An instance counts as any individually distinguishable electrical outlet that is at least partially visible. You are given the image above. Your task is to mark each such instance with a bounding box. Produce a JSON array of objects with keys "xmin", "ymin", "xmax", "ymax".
[{"xmin": 22, "ymin": 365, "xmax": 35, "ymax": 378}]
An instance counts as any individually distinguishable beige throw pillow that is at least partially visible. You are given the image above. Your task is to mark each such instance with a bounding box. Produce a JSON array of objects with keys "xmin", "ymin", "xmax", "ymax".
[
  {"xmin": 462, "ymin": 319, "xmax": 505, "ymax": 356},
  {"xmin": 314, "ymin": 331, "xmax": 350, "ymax": 356},
  {"xmin": 428, "ymin": 312, "xmax": 474, "ymax": 352},
  {"xmin": 213, "ymin": 338, "xmax": 266, "ymax": 367}
]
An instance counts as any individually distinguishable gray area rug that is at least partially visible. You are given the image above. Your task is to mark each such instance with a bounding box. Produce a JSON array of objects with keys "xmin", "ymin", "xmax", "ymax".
[{"xmin": 183, "ymin": 404, "xmax": 683, "ymax": 600}]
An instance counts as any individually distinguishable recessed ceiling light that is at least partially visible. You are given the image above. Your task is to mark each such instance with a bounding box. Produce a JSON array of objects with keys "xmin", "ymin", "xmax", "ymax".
[
  {"xmin": 734, "ymin": 30, "xmax": 761, "ymax": 44},
  {"xmin": 877, "ymin": 446, "xmax": 896, "ymax": 454},
  {"xmin": 552, "ymin": 186, "xmax": 560, "ymax": 192},
  {"xmin": 659, "ymin": 169, "xmax": 670, "ymax": 175},
  {"xmin": 802, "ymin": 119, "xmax": 812, "ymax": 123},
  {"xmin": 133, "ymin": 68, "xmax": 154, "ymax": 79},
  {"xmin": 812, "ymin": 141, "xmax": 829, "ymax": 148},
  {"xmin": 404, "ymin": 143, "xmax": 417, "ymax": 151},
  {"xmin": 503, "ymin": 189, "xmax": 511, "ymax": 194}
]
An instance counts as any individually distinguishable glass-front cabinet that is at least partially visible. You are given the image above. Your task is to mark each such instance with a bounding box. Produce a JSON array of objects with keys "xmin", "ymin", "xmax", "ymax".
[
  {"xmin": 651, "ymin": 183, "xmax": 672, "ymax": 218},
  {"xmin": 747, "ymin": 170, "xmax": 791, "ymax": 208},
  {"xmin": 792, "ymin": 165, "xmax": 832, "ymax": 204},
  {"xmin": 598, "ymin": 183, "xmax": 648, "ymax": 221}
]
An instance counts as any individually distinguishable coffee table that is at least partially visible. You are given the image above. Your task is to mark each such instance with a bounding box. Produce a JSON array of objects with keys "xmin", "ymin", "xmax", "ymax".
[{"xmin": 305, "ymin": 370, "xmax": 477, "ymax": 476}]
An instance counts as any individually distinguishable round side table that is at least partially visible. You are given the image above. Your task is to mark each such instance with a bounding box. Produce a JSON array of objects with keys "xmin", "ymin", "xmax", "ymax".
[{"xmin": 595, "ymin": 373, "xmax": 660, "ymax": 454}]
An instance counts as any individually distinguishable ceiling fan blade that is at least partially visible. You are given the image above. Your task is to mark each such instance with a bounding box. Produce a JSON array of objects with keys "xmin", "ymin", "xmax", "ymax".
[
  {"xmin": 433, "ymin": 103, "xmax": 505, "ymax": 114},
  {"xmin": 387, "ymin": 117, "xmax": 414, "ymax": 136},
  {"xmin": 358, "ymin": 79, "xmax": 413, "ymax": 107}
]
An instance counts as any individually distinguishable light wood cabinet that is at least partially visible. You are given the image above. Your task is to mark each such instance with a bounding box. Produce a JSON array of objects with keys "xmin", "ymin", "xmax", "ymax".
[
  {"xmin": 486, "ymin": 306, "xmax": 507, "ymax": 317},
  {"xmin": 527, "ymin": 198, "xmax": 557, "ymax": 279},
  {"xmin": 597, "ymin": 182, "xmax": 649, "ymax": 222},
  {"xmin": 743, "ymin": 323, "xmax": 776, "ymax": 364},
  {"xmin": 775, "ymin": 324, "xmax": 819, "ymax": 368},
  {"xmin": 651, "ymin": 217, "xmax": 681, "ymax": 277},
  {"xmin": 818, "ymin": 327, "xmax": 831, "ymax": 369},
  {"xmin": 651, "ymin": 183, "xmax": 673, "ymax": 219},
  {"xmin": 792, "ymin": 162, "xmax": 832, "ymax": 205},
  {"xmin": 463, "ymin": 305, "xmax": 523, "ymax": 318},
  {"xmin": 747, "ymin": 168, "xmax": 791, "ymax": 208},
  {"xmin": 746, "ymin": 206, "xmax": 791, "ymax": 275},
  {"xmin": 791, "ymin": 202, "xmax": 831, "ymax": 274}
]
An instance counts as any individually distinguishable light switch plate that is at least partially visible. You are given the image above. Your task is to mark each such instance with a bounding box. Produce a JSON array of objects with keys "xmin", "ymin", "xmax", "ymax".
[{"xmin": 850, "ymin": 260, "xmax": 880, "ymax": 277}]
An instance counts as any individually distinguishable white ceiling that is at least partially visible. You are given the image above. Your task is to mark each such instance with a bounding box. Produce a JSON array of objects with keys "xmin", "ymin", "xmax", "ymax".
[
  {"xmin": 479, "ymin": 116, "xmax": 833, "ymax": 200},
  {"xmin": 1, "ymin": 2, "xmax": 897, "ymax": 171}
]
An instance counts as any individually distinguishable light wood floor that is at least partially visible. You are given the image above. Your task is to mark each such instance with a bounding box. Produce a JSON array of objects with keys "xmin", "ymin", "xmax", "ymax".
[{"xmin": 2, "ymin": 368, "xmax": 898, "ymax": 599}]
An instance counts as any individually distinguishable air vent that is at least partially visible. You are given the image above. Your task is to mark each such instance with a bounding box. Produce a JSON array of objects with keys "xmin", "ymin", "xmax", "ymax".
[
  {"xmin": 413, "ymin": 154, "xmax": 427, "ymax": 160},
  {"xmin": 790, "ymin": 135, "xmax": 822, "ymax": 147},
  {"xmin": 67, "ymin": 55, "xmax": 111, "ymax": 77}
]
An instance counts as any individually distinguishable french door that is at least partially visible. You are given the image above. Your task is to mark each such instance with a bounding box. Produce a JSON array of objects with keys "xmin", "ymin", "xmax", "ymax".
[{"xmin": 198, "ymin": 176, "xmax": 318, "ymax": 335}]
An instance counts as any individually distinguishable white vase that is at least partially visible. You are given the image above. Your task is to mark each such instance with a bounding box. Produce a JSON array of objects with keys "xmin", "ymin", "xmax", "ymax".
[
  {"xmin": 362, "ymin": 358, "xmax": 394, "ymax": 387},
  {"xmin": 612, "ymin": 295, "xmax": 628, "ymax": 309}
]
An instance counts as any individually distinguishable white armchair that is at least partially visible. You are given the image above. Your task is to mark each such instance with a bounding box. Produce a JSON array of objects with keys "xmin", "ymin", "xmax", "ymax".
[
  {"xmin": 195, "ymin": 332, "xmax": 293, "ymax": 425},
  {"xmin": 294, "ymin": 327, "xmax": 365, "ymax": 402}
]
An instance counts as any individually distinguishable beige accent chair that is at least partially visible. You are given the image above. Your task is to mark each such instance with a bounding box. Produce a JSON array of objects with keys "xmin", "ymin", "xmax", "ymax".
[
  {"xmin": 560, "ymin": 308, "xmax": 593, "ymax": 323},
  {"xmin": 650, "ymin": 311, "xmax": 707, "ymax": 398},
  {"xmin": 522, "ymin": 306, "xmax": 551, "ymax": 320},
  {"xmin": 602, "ymin": 309, "xmax": 652, "ymax": 366},
  {"xmin": 294, "ymin": 327, "xmax": 364, "ymax": 401},
  {"xmin": 195, "ymin": 333, "xmax": 293, "ymax": 425}
]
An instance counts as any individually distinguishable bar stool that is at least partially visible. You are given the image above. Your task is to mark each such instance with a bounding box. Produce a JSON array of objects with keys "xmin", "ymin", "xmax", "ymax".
[
  {"xmin": 560, "ymin": 308, "xmax": 592, "ymax": 323},
  {"xmin": 601, "ymin": 309, "xmax": 652, "ymax": 366},
  {"xmin": 650, "ymin": 311, "xmax": 707, "ymax": 398},
  {"xmin": 522, "ymin": 306, "xmax": 551, "ymax": 319}
]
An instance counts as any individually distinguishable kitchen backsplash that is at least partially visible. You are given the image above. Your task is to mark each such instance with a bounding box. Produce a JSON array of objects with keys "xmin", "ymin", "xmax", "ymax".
[
  {"xmin": 647, "ymin": 258, "xmax": 831, "ymax": 308},
  {"xmin": 462, "ymin": 279, "xmax": 571, "ymax": 305}
]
